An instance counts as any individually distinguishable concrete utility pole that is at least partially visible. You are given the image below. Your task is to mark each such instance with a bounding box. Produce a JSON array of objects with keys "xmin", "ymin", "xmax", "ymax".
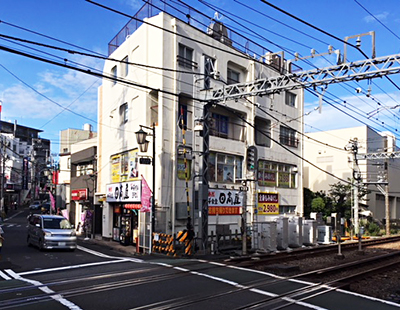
[{"xmin": 358, "ymin": 154, "xmax": 394, "ymax": 235}]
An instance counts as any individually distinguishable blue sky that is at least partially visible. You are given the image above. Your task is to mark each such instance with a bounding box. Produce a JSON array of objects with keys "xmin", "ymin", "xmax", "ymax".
[{"xmin": 1, "ymin": 0, "xmax": 400, "ymax": 155}]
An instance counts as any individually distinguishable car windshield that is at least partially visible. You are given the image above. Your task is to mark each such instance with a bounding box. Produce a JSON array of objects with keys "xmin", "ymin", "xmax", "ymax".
[{"xmin": 43, "ymin": 218, "xmax": 72, "ymax": 229}]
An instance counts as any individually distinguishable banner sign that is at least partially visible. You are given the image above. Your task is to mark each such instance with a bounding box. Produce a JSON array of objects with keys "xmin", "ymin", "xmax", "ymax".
[
  {"xmin": 140, "ymin": 176, "xmax": 152, "ymax": 212},
  {"xmin": 208, "ymin": 188, "xmax": 243, "ymax": 215},
  {"xmin": 257, "ymin": 192, "xmax": 279, "ymax": 215},
  {"xmin": 106, "ymin": 181, "xmax": 141, "ymax": 203}
]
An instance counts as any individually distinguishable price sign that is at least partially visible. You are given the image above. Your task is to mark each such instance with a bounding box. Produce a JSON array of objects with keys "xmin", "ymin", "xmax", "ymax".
[{"xmin": 257, "ymin": 192, "xmax": 279, "ymax": 215}]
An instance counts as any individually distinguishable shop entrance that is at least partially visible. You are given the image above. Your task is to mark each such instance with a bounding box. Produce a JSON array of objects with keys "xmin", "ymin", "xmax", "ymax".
[{"xmin": 113, "ymin": 205, "xmax": 139, "ymax": 246}]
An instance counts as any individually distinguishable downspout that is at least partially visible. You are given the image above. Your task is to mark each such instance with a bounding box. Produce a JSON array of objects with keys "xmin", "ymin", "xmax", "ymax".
[{"xmin": 171, "ymin": 17, "xmax": 177, "ymax": 237}]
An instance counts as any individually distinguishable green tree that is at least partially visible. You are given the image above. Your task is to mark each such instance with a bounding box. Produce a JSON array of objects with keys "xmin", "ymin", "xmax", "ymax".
[
  {"xmin": 303, "ymin": 188, "xmax": 315, "ymax": 218},
  {"xmin": 328, "ymin": 181, "xmax": 370, "ymax": 219},
  {"xmin": 311, "ymin": 197, "xmax": 325, "ymax": 213}
]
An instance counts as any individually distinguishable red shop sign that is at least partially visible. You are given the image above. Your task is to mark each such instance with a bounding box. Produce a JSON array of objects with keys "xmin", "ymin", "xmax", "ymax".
[
  {"xmin": 124, "ymin": 203, "xmax": 142, "ymax": 210},
  {"xmin": 71, "ymin": 188, "xmax": 88, "ymax": 201}
]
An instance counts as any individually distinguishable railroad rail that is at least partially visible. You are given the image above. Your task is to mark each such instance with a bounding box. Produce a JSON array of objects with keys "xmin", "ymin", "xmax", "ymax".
[{"xmin": 226, "ymin": 235, "xmax": 400, "ymax": 268}]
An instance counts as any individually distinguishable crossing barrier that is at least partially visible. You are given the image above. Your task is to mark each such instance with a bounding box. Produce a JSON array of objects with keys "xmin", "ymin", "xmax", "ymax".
[{"xmin": 152, "ymin": 233, "xmax": 176, "ymax": 256}]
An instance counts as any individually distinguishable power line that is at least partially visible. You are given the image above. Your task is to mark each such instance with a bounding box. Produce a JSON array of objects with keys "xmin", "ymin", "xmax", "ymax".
[
  {"xmin": 219, "ymin": 103, "xmax": 351, "ymax": 185},
  {"xmin": 354, "ymin": 0, "xmax": 400, "ymax": 41},
  {"xmin": 260, "ymin": 0, "xmax": 400, "ymax": 94}
]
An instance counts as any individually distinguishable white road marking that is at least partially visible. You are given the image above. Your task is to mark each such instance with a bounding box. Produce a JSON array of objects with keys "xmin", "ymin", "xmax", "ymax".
[
  {"xmin": 0, "ymin": 270, "xmax": 11, "ymax": 280},
  {"xmin": 77, "ymin": 245, "xmax": 143, "ymax": 262},
  {"xmin": 5, "ymin": 269, "xmax": 82, "ymax": 310},
  {"xmin": 152, "ymin": 259, "xmax": 330, "ymax": 310},
  {"xmin": 18, "ymin": 259, "xmax": 131, "ymax": 276},
  {"xmin": 17, "ymin": 245, "xmax": 143, "ymax": 277},
  {"xmin": 3, "ymin": 211, "xmax": 24, "ymax": 221}
]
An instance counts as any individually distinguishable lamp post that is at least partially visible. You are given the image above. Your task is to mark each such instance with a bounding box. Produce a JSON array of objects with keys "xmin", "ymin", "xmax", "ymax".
[{"xmin": 135, "ymin": 123, "xmax": 155, "ymax": 253}]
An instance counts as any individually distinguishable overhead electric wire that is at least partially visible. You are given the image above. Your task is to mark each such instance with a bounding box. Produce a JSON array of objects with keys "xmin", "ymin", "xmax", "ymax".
[
  {"xmin": 0, "ymin": 33, "xmax": 206, "ymax": 77},
  {"xmin": 0, "ymin": 20, "xmax": 105, "ymax": 57},
  {"xmin": 39, "ymin": 79, "xmax": 99, "ymax": 129},
  {"xmin": 198, "ymin": 0, "xmax": 311, "ymax": 50},
  {"xmin": 232, "ymin": 0, "xmax": 400, "ymax": 122},
  {"xmin": 233, "ymin": 0, "xmax": 330, "ymax": 47},
  {"xmin": 88, "ymin": 0, "xmax": 399, "ymax": 135},
  {"xmin": 260, "ymin": 0, "xmax": 400, "ymax": 94},
  {"xmin": 85, "ymin": 0, "xmax": 268, "ymax": 65},
  {"xmin": 218, "ymin": 103, "xmax": 351, "ymax": 185},
  {"xmin": 245, "ymin": 99, "xmax": 347, "ymax": 152},
  {"xmin": 354, "ymin": 0, "xmax": 400, "ymax": 41},
  {"xmin": 195, "ymin": 0, "xmax": 400, "ymax": 136},
  {"xmin": 0, "ymin": 61, "xmax": 98, "ymax": 124}
]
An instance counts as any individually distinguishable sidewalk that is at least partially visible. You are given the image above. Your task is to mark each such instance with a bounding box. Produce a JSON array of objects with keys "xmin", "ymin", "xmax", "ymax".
[
  {"xmin": 78, "ymin": 236, "xmax": 141, "ymax": 257},
  {"xmin": 78, "ymin": 235, "xmax": 232, "ymax": 261}
]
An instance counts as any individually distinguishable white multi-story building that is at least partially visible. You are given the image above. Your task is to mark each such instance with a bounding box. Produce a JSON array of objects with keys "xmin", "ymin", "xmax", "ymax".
[
  {"xmin": 97, "ymin": 4, "xmax": 304, "ymax": 251},
  {"xmin": 304, "ymin": 125, "xmax": 400, "ymax": 221},
  {"xmin": 57, "ymin": 125, "xmax": 96, "ymax": 216}
]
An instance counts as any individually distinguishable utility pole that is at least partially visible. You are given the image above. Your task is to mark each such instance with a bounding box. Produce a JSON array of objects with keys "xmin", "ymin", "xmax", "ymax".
[{"xmin": 346, "ymin": 139, "xmax": 361, "ymax": 236}]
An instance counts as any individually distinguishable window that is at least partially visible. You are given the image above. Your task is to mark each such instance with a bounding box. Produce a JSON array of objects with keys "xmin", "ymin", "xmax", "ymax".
[
  {"xmin": 210, "ymin": 113, "xmax": 229, "ymax": 137},
  {"xmin": 280, "ymin": 206, "xmax": 296, "ymax": 214},
  {"xmin": 227, "ymin": 68, "xmax": 240, "ymax": 84},
  {"xmin": 111, "ymin": 66, "xmax": 117, "ymax": 85},
  {"xmin": 204, "ymin": 55, "xmax": 216, "ymax": 89},
  {"xmin": 178, "ymin": 44, "xmax": 196, "ymax": 69},
  {"xmin": 257, "ymin": 160, "xmax": 297, "ymax": 188},
  {"xmin": 280, "ymin": 126, "xmax": 298, "ymax": 147},
  {"xmin": 255, "ymin": 118, "xmax": 271, "ymax": 147},
  {"xmin": 208, "ymin": 152, "xmax": 243, "ymax": 183},
  {"xmin": 120, "ymin": 103, "xmax": 128, "ymax": 125},
  {"xmin": 285, "ymin": 92, "xmax": 296, "ymax": 107},
  {"xmin": 121, "ymin": 56, "xmax": 129, "ymax": 77}
]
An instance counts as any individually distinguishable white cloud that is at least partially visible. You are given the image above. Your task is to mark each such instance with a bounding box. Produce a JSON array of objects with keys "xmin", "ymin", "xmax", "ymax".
[
  {"xmin": 304, "ymin": 90, "xmax": 400, "ymax": 134},
  {"xmin": 363, "ymin": 12, "xmax": 389, "ymax": 23},
  {"xmin": 0, "ymin": 56, "xmax": 101, "ymax": 123}
]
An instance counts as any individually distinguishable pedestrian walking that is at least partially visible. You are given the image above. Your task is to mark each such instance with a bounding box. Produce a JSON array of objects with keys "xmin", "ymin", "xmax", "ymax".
[{"xmin": 0, "ymin": 226, "xmax": 4, "ymax": 260}]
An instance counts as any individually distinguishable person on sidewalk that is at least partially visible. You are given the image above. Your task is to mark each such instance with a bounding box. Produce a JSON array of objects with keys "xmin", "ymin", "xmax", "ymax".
[{"xmin": 0, "ymin": 226, "xmax": 4, "ymax": 260}]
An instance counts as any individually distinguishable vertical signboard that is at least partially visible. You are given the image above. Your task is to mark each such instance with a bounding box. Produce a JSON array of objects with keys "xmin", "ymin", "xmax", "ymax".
[
  {"xmin": 111, "ymin": 154, "xmax": 121, "ymax": 183},
  {"xmin": 257, "ymin": 192, "xmax": 279, "ymax": 215}
]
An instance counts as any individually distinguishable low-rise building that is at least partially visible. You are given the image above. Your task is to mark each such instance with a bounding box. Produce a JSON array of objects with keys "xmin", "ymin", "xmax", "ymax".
[{"xmin": 304, "ymin": 125, "xmax": 400, "ymax": 221}]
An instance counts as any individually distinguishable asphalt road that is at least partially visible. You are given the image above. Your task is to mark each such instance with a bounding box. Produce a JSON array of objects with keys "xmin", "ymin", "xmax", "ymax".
[{"xmin": 1, "ymin": 209, "xmax": 400, "ymax": 310}]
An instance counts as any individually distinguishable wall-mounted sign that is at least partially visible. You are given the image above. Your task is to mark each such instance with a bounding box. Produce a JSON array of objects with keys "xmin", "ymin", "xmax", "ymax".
[
  {"xmin": 106, "ymin": 181, "xmax": 141, "ymax": 203},
  {"xmin": 111, "ymin": 150, "xmax": 139, "ymax": 183},
  {"xmin": 71, "ymin": 188, "xmax": 88, "ymax": 201},
  {"xmin": 208, "ymin": 188, "xmax": 243, "ymax": 215},
  {"xmin": 257, "ymin": 192, "xmax": 279, "ymax": 215}
]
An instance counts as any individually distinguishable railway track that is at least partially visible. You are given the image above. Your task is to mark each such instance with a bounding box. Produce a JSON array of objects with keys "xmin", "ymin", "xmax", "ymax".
[{"xmin": 226, "ymin": 235, "xmax": 400, "ymax": 268}]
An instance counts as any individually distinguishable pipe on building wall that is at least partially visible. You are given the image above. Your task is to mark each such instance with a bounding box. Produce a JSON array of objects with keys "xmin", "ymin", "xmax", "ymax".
[{"xmin": 171, "ymin": 17, "xmax": 177, "ymax": 237}]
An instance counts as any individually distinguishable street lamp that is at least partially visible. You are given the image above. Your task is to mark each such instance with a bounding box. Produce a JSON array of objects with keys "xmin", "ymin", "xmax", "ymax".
[{"xmin": 135, "ymin": 123, "xmax": 155, "ymax": 253}]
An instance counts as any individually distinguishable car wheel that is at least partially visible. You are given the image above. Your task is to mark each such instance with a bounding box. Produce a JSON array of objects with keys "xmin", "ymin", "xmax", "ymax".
[{"xmin": 27, "ymin": 235, "xmax": 32, "ymax": 247}]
